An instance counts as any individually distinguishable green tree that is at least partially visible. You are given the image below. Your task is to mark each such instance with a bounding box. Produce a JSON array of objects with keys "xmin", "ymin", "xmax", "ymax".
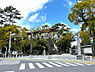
[
  {"xmin": 0, "ymin": 6, "xmax": 22, "ymax": 25},
  {"xmin": 68, "ymin": 0, "xmax": 95, "ymax": 55},
  {"xmin": 32, "ymin": 38, "xmax": 48, "ymax": 55},
  {"xmin": 68, "ymin": 0, "xmax": 95, "ymax": 35},
  {"xmin": 52, "ymin": 23, "xmax": 70, "ymax": 38},
  {"xmin": 80, "ymin": 30, "xmax": 91, "ymax": 45},
  {"xmin": 56, "ymin": 31, "xmax": 74, "ymax": 54}
]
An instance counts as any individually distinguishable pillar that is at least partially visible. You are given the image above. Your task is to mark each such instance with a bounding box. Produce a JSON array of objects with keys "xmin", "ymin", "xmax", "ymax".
[
  {"xmin": 48, "ymin": 32, "xmax": 51, "ymax": 55},
  {"xmin": 77, "ymin": 33, "xmax": 81, "ymax": 55},
  {"xmin": 30, "ymin": 33, "xmax": 33, "ymax": 54}
]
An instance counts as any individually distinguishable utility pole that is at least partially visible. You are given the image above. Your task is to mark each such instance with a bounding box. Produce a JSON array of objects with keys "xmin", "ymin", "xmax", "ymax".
[{"xmin": 8, "ymin": 31, "xmax": 11, "ymax": 57}]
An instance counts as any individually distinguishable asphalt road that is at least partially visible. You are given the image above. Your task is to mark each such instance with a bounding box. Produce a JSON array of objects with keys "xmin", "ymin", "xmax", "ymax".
[{"xmin": 0, "ymin": 60, "xmax": 95, "ymax": 72}]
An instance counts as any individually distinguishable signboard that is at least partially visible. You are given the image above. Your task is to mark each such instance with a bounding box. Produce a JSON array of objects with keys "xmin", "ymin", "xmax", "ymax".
[
  {"xmin": 84, "ymin": 48, "xmax": 92, "ymax": 54},
  {"xmin": 12, "ymin": 51, "xmax": 18, "ymax": 55},
  {"xmin": 90, "ymin": 37, "xmax": 93, "ymax": 44}
]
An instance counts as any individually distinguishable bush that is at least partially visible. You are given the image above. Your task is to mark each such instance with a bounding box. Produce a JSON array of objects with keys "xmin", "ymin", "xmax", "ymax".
[
  {"xmin": 50, "ymin": 50, "xmax": 58, "ymax": 55},
  {"xmin": 32, "ymin": 50, "xmax": 39, "ymax": 55}
]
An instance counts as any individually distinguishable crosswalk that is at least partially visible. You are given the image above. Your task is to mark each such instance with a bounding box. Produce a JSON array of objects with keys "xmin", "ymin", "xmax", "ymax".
[{"xmin": 19, "ymin": 62, "xmax": 92, "ymax": 70}]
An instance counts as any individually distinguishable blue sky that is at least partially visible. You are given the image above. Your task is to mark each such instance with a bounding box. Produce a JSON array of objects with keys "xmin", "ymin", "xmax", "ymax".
[{"xmin": 0, "ymin": 0, "xmax": 80, "ymax": 33}]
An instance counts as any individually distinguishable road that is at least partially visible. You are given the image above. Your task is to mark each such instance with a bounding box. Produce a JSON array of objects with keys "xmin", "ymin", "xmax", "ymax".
[{"xmin": 0, "ymin": 60, "xmax": 95, "ymax": 72}]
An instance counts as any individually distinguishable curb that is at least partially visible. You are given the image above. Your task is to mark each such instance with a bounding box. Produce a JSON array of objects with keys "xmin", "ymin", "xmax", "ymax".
[{"xmin": 63, "ymin": 60, "xmax": 95, "ymax": 64}]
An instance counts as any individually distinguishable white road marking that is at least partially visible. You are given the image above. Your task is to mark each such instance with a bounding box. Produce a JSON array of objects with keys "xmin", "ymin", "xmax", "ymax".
[
  {"xmin": 75, "ymin": 63, "xmax": 84, "ymax": 66},
  {"xmin": 29, "ymin": 63, "xmax": 35, "ymax": 69},
  {"xmin": 36, "ymin": 63, "xmax": 44, "ymax": 68},
  {"xmin": 43, "ymin": 62, "xmax": 54, "ymax": 68},
  {"xmin": 55, "ymin": 62, "xmax": 69, "ymax": 66},
  {"xmin": 4, "ymin": 71, "xmax": 14, "ymax": 72},
  {"xmin": 65, "ymin": 62, "xmax": 77, "ymax": 66},
  {"xmin": 19, "ymin": 63, "xmax": 25, "ymax": 70},
  {"xmin": 48, "ymin": 62, "xmax": 62, "ymax": 67},
  {"xmin": 85, "ymin": 64, "xmax": 92, "ymax": 65}
]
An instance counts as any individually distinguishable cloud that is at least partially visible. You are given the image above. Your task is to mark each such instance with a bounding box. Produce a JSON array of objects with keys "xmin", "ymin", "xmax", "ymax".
[
  {"xmin": 29, "ymin": 13, "xmax": 47, "ymax": 22},
  {"xmin": 0, "ymin": 0, "xmax": 50, "ymax": 19},
  {"xmin": 29, "ymin": 13, "xmax": 39, "ymax": 22},
  {"xmin": 63, "ymin": 4, "xmax": 66, "ymax": 7},
  {"xmin": 71, "ymin": 27, "xmax": 79, "ymax": 33},
  {"xmin": 69, "ymin": 1, "xmax": 73, "ymax": 6},
  {"xmin": 64, "ymin": 0, "xmax": 73, "ymax": 7},
  {"xmin": 21, "ymin": 24, "xmax": 31, "ymax": 29}
]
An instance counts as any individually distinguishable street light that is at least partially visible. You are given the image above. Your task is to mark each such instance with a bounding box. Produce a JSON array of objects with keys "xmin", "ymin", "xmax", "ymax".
[{"xmin": 8, "ymin": 31, "xmax": 15, "ymax": 57}]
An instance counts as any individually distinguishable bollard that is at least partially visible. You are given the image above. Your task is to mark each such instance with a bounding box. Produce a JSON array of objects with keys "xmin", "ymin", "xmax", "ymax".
[
  {"xmin": 13, "ymin": 55, "xmax": 14, "ymax": 58},
  {"xmin": 90, "ymin": 56, "xmax": 92, "ymax": 60},
  {"xmin": 16, "ymin": 54, "xmax": 17, "ymax": 58},
  {"xmin": 19, "ymin": 55, "xmax": 20, "ymax": 58},
  {"xmin": 22, "ymin": 55, "xmax": 23, "ymax": 58},
  {"xmin": 82, "ymin": 55, "xmax": 84, "ymax": 60}
]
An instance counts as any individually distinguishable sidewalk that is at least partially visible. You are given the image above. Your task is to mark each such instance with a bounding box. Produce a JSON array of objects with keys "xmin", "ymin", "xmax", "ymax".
[
  {"xmin": 0, "ymin": 55, "xmax": 95, "ymax": 64},
  {"xmin": 0, "ymin": 57, "xmax": 95, "ymax": 64}
]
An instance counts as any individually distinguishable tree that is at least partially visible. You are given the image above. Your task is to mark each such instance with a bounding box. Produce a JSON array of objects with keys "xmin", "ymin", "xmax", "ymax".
[
  {"xmin": 20, "ymin": 28, "xmax": 29, "ymax": 54},
  {"xmin": 68, "ymin": 0, "xmax": 95, "ymax": 55},
  {"xmin": 56, "ymin": 31, "xmax": 74, "ymax": 54},
  {"xmin": 42, "ymin": 25, "xmax": 49, "ymax": 30},
  {"xmin": 0, "ymin": 6, "xmax": 22, "ymax": 25},
  {"xmin": 80, "ymin": 30, "xmax": 91, "ymax": 45},
  {"xmin": 32, "ymin": 38, "xmax": 48, "ymax": 55},
  {"xmin": 0, "ymin": 24, "xmax": 29, "ymax": 55},
  {"xmin": 52, "ymin": 23, "xmax": 70, "ymax": 38},
  {"xmin": 68, "ymin": 0, "xmax": 95, "ymax": 34},
  {"xmin": 0, "ymin": 27, "xmax": 8, "ymax": 49}
]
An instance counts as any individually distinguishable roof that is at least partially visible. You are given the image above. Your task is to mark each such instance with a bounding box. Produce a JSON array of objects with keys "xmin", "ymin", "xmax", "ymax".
[{"xmin": 26, "ymin": 26, "xmax": 58, "ymax": 35}]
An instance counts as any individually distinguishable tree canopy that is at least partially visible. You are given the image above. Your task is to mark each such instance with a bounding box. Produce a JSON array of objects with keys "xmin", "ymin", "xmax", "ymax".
[
  {"xmin": 68, "ymin": 0, "xmax": 95, "ymax": 35},
  {"xmin": 0, "ymin": 6, "xmax": 22, "ymax": 25}
]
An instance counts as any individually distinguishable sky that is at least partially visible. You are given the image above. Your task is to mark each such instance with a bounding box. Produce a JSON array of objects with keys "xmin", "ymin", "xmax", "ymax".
[{"xmin": 0, "ymin": 0, "xmax": 80, "ymax": 33}]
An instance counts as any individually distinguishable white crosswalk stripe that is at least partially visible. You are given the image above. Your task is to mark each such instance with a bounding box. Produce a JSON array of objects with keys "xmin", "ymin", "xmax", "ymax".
[
  {"xmin": 29, "ymin": 63, "xmax": 35, "ymax": 69},
  {"xmin": 43, "ymin": 62, "xmax": 54, "ymax": 68},
  {"xmin": 19, "ymin": 63, "xmax": 25, "ymax": 70},
  {"xmin": 65, "ymin": 62, "xmax": 77, "ymax": 66},
  {"xmin": 75, "ymin": 63, "xmax": 84, "ymax": 66},
  {"xmin": 36, "ymin": 63, "xmax": 44, "ymax": 68},
  {"xmin": 4, "ymin": 62, "xmax": 93, "ymax": 72},
  {"xmin": 48, "ymin": 62, "xmax": 62, "ymax": 67},
  {"xmin": 55, "ymin": 62, "xmax": 69, "ymax": 66},
  {"xmin": 18, "ymin": 62, "xmax": 93, "ymax": 71}
]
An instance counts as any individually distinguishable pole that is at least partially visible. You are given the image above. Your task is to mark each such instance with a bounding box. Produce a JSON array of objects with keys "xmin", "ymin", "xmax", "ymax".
[
  {"xmin": 30, "ymin": 33, "xmax": 33, "ymax": 54},
  {"xmin": 8, "ymin": 31, "xmax": 11, "ymax": 57},
  {"xmin": 77, "ymin": 33, "xmax": 81, "ymax": 55}
]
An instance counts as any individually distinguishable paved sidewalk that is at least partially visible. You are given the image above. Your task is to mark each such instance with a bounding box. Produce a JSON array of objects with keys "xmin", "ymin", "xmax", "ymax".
[{"xmin": 0, "ymin": 57, "xmax": 95, "ymax": 65}]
